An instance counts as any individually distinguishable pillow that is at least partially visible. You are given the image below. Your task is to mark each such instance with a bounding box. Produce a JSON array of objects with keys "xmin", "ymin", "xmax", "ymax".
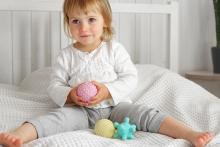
[{"xmin": 19, "ymin": 67, "xmax": 52, "ymax": 94}]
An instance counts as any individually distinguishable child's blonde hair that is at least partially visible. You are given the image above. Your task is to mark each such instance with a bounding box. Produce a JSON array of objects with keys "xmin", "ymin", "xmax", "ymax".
[{"xmin": 63, "ymin": 0, "xmax": 114, "ymax": 41}]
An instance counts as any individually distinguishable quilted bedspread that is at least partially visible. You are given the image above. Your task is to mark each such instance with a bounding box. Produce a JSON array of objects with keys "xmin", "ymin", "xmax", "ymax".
[{"xmin": 1, "ymin": 64, "xmax": 220, "ymax": 147}]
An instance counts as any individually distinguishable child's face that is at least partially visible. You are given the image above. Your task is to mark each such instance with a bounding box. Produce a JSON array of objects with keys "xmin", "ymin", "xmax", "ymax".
[{"xmin": 68, "ymin": 9, "xmax": 105, "ymax": 50}]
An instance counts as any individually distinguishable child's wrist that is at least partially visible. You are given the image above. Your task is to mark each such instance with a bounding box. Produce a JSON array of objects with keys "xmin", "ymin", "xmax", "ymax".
[{"xmin": 66, "ymin": 92, "xmax": 73, "ymax": 104}]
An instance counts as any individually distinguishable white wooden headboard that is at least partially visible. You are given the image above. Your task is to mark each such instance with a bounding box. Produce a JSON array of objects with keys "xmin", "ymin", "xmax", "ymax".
[{"xmin": 0, "ymin": 0, "xmax": 179, "ymax": 85}]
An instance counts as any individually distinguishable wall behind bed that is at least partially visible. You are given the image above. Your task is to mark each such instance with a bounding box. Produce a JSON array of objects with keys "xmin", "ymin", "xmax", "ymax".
[{"xmin": 0, "ymin": 0, "xmax": 215, "ymax": 85}]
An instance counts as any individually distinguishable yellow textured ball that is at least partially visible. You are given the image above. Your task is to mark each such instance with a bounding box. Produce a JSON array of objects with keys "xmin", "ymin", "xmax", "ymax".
[{"xmin": 94, "ymin": 119, "xmax": 115, "ymax": 138}]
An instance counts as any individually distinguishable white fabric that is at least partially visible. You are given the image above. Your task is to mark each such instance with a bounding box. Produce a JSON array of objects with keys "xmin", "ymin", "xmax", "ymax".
[
  {"xmin": 47, "ymin": 40, "xmax": 137, "ymax": 108},
  {"xmin": 1, "ymin": 64, "xmax": 220, "ymax": 146}
]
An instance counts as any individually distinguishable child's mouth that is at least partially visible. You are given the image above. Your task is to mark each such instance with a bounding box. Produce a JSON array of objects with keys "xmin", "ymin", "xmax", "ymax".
[{"xmin": 80, "ymin": 35, "xmax": 90, "ymax": 38}]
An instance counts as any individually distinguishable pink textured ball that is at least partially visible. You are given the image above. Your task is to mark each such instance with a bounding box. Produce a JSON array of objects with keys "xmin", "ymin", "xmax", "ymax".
[{"xmin": 76, "ymin": 82, "xmax": 97, "ymax": 102}]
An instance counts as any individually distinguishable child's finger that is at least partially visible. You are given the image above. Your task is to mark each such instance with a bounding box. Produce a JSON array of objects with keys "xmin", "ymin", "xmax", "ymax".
[
  {"xmin": 90, "ymin": 95, "xmax": 100, "ymax": 102},
  {"xmin": 89, "ymin": 97, "xmax": 101, "ymax": 105},
  {"xmin": 78, "ymin": 96, "xmax": 89, "ymax": 103},
  {"xmin": 77, "ymin": 99, "xmax": 89, "ymax": 106},
  {"xmin": 73, "ymin": 95, "xmax": 89, "ymax": 106}
]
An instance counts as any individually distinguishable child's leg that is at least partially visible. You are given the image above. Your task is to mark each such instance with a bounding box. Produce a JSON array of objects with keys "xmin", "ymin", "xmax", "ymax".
[
  {"xmin": 110, "ymin": 102, "xmax": 167, "ymax": 132},
  {"xmin": 0, "ymin": 123, "xmax": 37, "ymax": 147},
  {"xmin": 158, "ymin": 116, "xmax": 214, "ymax": 147},
  {"xmin": 0, "ymin": 106, "xmax": 89, "ymax": 147},
  {"xmin": 110, "ymin": 102, "xmax": 213, "ymax": 147}
]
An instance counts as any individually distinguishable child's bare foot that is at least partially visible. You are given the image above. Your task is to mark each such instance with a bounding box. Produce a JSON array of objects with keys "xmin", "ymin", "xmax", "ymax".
[
  {"xmin": 191, "ymin": 132, "xmax": 214, "ymax": 147},
  {"xmin": 0, "ymin": 132, "xmax": 23, "ymax": 147}
]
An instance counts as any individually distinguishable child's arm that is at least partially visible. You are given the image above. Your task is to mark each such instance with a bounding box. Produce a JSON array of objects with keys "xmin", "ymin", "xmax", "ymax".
[
  {"xmin": 104, "ymin": 42, "xmax": 138, "ymax": 105},
  {"xmin": 47, "ymin": 49, "xmax": 74, "ymax": 107}
]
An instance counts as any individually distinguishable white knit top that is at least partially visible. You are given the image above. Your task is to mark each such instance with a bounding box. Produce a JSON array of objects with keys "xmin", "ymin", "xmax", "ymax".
[{"xmin": 47, "ymin": 40, "xmax": 137, "ymax": 108}]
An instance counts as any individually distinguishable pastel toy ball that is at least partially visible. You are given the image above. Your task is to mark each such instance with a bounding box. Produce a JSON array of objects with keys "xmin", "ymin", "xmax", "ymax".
[
  {"xmin": 114, "ymin": 117, "xmax": 136, "ymax": 140},
  {"xmin": 94, "ymin": 119, "xmax": 115, "ymax": 138},
  {"xmin": 76, "ymin": 82, "xmax": 97, "ymax": 102}
]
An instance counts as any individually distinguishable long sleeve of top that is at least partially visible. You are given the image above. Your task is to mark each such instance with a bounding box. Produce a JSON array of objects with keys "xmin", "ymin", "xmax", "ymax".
[{"xmin": 47, "ymin": 40, "xmax": 137, "ymax": 108}]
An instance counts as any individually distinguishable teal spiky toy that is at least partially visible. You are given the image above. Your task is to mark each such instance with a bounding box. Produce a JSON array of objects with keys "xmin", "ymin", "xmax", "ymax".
[{"xmin": 113, "ymin": 117, "xmax": 136, "ymax": 140}]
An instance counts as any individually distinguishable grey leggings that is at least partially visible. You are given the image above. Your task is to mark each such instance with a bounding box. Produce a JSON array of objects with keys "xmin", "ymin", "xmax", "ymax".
[{"xmin": 28, "ymin": 102, "xmax": 167, "ymax": 138}]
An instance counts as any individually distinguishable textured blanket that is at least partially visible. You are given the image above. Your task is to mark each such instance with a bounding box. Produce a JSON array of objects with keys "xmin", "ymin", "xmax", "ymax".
[{"xmin": 1, "ymin": 64, "xmax": 220, "ymax": 147}]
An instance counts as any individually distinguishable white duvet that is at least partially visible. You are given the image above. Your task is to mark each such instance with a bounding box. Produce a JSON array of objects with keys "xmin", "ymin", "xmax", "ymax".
[{"xmin": 1, "ymin": 64, "xmax": 220, "ymax": 147}]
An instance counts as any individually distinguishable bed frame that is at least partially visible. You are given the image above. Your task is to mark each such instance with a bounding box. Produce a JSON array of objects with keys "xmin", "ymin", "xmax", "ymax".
[{"xmin": 0, "ymin": 0, "xmax": 179, "ymax": 84}]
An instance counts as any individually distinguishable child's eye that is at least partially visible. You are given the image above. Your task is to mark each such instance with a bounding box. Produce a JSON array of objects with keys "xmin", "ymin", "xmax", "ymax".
[
  {"xmin": 70, "ymin": 19, "xmax": 80, "ymax": 24},
  {"xmin": 88, "ymin": 18, "xmax": 96, "ymax": 23}
]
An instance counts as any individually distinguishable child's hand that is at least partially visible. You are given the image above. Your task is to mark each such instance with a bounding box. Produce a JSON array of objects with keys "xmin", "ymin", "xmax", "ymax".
[
  {"xmin": 88, "ymin": 81, "xmax": 111, "ymax": 106},
  {"xmin": 68, "ymin": 87, "xmax": 89, "ymax": 106}
]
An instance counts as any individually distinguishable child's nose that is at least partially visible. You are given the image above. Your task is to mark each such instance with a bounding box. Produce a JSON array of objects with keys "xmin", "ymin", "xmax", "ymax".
[{"xmin": 79, "ymin": 22, "xmax": 89, "ymax": 32}]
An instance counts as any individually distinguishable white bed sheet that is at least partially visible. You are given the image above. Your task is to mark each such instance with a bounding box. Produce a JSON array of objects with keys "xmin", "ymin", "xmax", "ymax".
[{"xmin": 1, "ymin": 64, "xmax": 220, "ymax": 147}]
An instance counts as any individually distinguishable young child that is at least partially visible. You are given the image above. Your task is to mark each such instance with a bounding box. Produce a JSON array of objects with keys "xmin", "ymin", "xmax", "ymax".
[{"xmin": 0, "ymin": 0, "xmax": 214, "ymax": 147}]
